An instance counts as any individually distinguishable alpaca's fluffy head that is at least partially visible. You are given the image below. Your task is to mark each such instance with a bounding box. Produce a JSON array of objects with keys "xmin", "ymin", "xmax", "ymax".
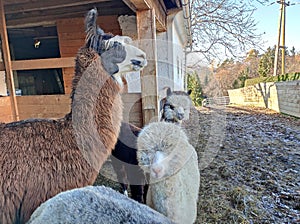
[
  {"xmin": 160, "ymin": 88, "xmax": 192, "ymax": 124},
  {"xmin": 137, "ymin": 122, "xmax": 194, "ymax": 181},
  {"xmin": 85, "ymin": 8, "xmax": 147, "ymax": 81}
]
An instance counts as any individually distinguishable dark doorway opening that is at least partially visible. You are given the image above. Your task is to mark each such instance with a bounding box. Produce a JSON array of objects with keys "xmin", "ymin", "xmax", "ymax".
[{"xmin": 8, "ymin": 26, "xmax": 64, "ymax": 95}]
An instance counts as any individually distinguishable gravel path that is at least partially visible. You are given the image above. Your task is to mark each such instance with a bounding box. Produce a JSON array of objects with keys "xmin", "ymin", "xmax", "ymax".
[{"xmin": 184, "ymin": 105, "xmax": 300, "ymax": 224}]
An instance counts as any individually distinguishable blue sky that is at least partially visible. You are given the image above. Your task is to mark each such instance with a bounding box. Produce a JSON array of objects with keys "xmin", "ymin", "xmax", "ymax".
[{"xmin": 253, "ymin": 1, "xmax": 300, "ymax": 53}]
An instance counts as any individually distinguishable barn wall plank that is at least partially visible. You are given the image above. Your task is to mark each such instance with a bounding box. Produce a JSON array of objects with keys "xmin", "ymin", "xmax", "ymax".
[{"xmin": 5, "ymin": 93, "xmax": 143, "ymax": 127}]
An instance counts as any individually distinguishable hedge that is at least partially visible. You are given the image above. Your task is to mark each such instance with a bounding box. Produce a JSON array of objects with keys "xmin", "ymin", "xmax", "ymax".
[{"xmin": 245, "ymin": 72, "xmax": 300, "ymax": 87}]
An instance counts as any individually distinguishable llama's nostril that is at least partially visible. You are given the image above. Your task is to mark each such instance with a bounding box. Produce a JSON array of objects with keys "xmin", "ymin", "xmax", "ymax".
[{"xmin": 131, "ymin": 59, "xmax": 141, "ymax": 66}]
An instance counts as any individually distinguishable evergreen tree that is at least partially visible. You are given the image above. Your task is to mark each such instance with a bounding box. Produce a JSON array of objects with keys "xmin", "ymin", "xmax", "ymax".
[
  {"xmin": 187, "ymin": 72, "xmax": 203, "ymax": 106},
  {"xmin": 290, "ymin": 46, "xmax": 296, "ymax": 57},
  {"xmin": 233, "ymin": 68, "xmax": 249, "ymax": 88},
  {"xmin": 257, "ymin": 46, "xmax": 275, "ymax": 77}
]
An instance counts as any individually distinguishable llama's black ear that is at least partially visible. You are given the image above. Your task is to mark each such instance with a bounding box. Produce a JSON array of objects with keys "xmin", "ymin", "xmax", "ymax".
[
  {"xmin": 187, "ymin": 89, "xmax": 192, "ymax": 95},
  {"xmin": 166, "ymin": 87, "xmax": 172, "ymax": 96},
  {"xmin": 85, "ymin": 8, "xmax": 106, "ymax": 52},
  {"xmin": 85, "ymin": 8, "xmax": 98, "ymax": 34}
]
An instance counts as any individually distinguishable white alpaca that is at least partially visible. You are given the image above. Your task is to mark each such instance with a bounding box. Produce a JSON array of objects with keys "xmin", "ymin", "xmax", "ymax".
[
  {"xmin": 27, "ymin": 186, "xmax": 174, "ymax": 224},
  {"xmin": 137, "ymin": 122, "xmax": 200, "ymax": 224},
  {"xmin": 105, "ymin": 88, "xmax": 193, "ymax": 205}
]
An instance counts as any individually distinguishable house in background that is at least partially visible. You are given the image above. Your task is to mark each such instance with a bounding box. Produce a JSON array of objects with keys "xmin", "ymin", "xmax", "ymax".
[
  {"xmin": 0, "ymin": 0, "xmax": 191, "ymax": 127},
  {"xmin": 120, "ymin": 9, "xmax": 191, "ymax": 94}
]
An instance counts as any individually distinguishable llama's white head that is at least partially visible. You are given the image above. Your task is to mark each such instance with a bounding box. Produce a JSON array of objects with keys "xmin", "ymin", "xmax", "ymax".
[
  {"xmin": 160, "ymin": 87, "xmax": 192, "ymax": 124},
  {"xmin": 85, "ymin": 8, "xmax": 147, "ymax": 83},
  {"xmin": 104, "ymin": 35, "xmax": 147, "ymax": 74}
]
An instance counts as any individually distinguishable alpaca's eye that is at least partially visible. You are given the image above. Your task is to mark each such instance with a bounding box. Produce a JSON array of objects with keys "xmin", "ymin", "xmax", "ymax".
[{"xmin": 140, "ymin": 152, "xmax": 150, "ymax": 165}]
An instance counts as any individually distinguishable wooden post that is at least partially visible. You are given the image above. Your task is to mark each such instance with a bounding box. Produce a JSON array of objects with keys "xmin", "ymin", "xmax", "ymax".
[
  {"xmin": 273, "ymin": 1, "xmax": 283, "ymax": 76},
  {"xmin": 281, "ymin": 0, "xmax": 287, "ymax": 75},
  {"xmin": 136, "ymin": 8, "xmax": 159, "ymax": 125},
  {"xmin": 0, "ymin": 0, "xmax": 19, "ymax": 120},
  {"xmin": 274, "ymin": 0, "xmax": 289, "ymax": 76}
]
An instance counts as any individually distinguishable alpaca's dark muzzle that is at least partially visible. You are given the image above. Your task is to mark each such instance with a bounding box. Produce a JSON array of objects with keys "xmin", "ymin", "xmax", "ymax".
[{"xmin": 177, "ymin": 113, "xmax": 184, "ymax": 120}]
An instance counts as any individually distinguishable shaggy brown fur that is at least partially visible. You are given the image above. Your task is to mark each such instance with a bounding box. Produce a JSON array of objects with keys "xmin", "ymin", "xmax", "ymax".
[{"xmin": 0, "ymin": 47, "xmax": 123, "ymax": 223}]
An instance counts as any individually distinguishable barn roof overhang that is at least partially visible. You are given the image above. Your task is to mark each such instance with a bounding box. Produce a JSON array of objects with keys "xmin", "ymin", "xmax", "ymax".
[{"xmin": 3, "ymin": 0, "xmax": 184, "ymax": 30}]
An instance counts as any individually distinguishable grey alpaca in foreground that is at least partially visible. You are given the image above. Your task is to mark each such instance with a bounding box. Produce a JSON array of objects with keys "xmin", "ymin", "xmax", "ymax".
[{"xmin": 27, "ymin": 186, "xmax": 174, "ymax": 224}]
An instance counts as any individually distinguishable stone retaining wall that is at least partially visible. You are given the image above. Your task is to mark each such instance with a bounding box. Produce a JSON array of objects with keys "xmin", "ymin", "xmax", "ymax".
[{"xmin": 228, "ymin": 80, "xmax": 300, "ymax": 118}]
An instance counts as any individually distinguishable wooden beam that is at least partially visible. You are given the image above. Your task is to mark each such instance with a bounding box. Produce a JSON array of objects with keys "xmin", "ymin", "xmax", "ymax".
[
  {"xmin": 4, "ymin": 0, "xmax": 108, "ymax": 14},
  {"xmin": 0, "ymin": 0, "xmax": 19, "ymax": 120},
  {"xmin": 123, "ymin": 0, "xmax": 166, "ymax": 32},
  {"xmin": 0, "ymin": 57, "xmax": 75, "ymax": 71},
  {"xmin": 137, "ymin": 9, "xmax": 159, "ymax": 125},
  {"xmin": 122, "ymin": 0, "xmax": 138, "ymax": 12},
  {"xmin": 151, "ymin": 0, "xmax": 167, "ymax": 32},
  {"xmin": 5, "ymin": 2, "xmax": 133, "ymax": 27},
  {"xmin": 123, "ymin": 0, "xmax": 150, "ymax": 10}
]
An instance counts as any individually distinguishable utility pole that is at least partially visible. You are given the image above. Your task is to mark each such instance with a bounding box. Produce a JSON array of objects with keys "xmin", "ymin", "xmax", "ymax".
[{"xmin": 273, "ymin": 0, "xmax": 289, "ymax": 76}]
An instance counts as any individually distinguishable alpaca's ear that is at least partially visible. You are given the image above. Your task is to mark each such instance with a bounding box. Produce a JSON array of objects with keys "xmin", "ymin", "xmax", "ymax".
[
  {"xmin": 187, "ymin": 89, "xmax": 192, "ymax": 95},
  {"xmin": 166, "ymin": 87, "xmax": 172, "ymax": 96},
  {"xmin": 159, "ymin": 97, "xmax": 167, "ymax": 112}
]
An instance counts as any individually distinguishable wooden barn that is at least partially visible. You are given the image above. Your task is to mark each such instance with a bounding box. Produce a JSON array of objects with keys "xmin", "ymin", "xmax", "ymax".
[{"xmin": 0, "ymin": 0, "xmax": 191, "ymax": 127}]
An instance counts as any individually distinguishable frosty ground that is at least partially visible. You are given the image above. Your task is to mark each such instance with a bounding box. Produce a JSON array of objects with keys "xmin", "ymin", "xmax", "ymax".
[{"xmin": 188, "ymin": 105, "xmax": 300, "ymax": 223}]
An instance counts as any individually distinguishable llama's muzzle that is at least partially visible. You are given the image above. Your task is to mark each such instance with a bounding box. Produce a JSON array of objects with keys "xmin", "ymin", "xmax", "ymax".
[{"xmin": 131, "ymin": 58, "xmax": 147, "ymax": 71}]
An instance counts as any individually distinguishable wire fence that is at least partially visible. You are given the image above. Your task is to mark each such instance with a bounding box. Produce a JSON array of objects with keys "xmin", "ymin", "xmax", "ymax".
[{"xmin": 202, "ymin": 96, "xmax": 230, "ymax": 107}]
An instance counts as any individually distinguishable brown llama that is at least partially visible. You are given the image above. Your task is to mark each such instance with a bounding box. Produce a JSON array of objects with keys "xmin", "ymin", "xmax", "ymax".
[{"xmin": 0, "ymin": 8, "xmax": 146, "ymax": 224}]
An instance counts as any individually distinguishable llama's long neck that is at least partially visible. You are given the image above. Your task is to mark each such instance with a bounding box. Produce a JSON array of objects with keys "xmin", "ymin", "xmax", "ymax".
[{"xmin": 71, "ymin": 48, "xmax": 123, "ymax": 172}]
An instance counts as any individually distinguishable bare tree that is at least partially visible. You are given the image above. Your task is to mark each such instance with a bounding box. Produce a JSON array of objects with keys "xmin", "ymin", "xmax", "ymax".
[{"xmin": 189, "ymin": 0, "xmax": 270, "ymax": 63}]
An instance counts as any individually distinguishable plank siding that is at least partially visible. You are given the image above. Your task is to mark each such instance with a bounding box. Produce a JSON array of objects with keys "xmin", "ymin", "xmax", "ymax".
[
  {"xmin": 56, "ymin": 16, "xmax": 122, "ymax": 94},
  {"xmin": 17, "ymin": 95, "xmax": 71, "ymax": 120},
  {"xmin": 1, "ymin": 93, "xmax": 142, "ymax": 127},
  {"xmin": 0, "ymin": 97, "xmax": 13, "ymax": 122},
  {"xmin": 122, "ymin": 93, "xmax": 143, "ymax": 127}
]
